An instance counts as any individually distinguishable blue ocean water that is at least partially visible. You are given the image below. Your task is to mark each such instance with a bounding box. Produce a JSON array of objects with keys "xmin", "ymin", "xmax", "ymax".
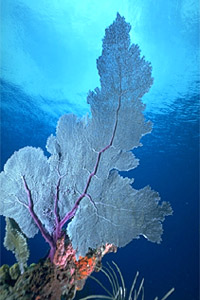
[{"xmin": 0, "ymin": 1, "xmax": 199, "ymax": 300}]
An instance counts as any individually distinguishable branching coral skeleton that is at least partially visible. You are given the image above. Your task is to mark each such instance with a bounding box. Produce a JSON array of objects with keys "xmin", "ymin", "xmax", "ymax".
[
  {"xmin": 0, "ymin": 13, "xmax": 173, "ymax": 299},
  {"xmin": 20, "ymin": 74, "xmax": 123, "ymax": 262}
]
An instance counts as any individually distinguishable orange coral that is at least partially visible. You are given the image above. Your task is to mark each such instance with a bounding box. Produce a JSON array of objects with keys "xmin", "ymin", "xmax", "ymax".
[
  {"xmin": 53, "ymin": 236, "xmax": 97, "ymax": 280},
  {"xmin": 52, "ymin": 236, "xmax": 117, "ymax": 294},
  {"xmin": 75, "ymin": 255, "xmax": 97, "ymax": 280}
]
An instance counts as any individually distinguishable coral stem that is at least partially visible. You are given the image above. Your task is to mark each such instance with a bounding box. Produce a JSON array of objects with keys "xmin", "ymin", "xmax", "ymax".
[
  {"xmin": 22, "ymin": 176, "xmax": 56, "ymax": 259},
  {"xmin": 59, "ymin": 74, "xmax": 122, "ymax": 229},
  {"xmin": 53, "ymin": 177, "xmax": 62, "ymax": 241}
]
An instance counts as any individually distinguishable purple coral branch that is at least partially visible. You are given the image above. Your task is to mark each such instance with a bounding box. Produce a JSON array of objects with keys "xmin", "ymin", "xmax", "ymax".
[
  {"xmin": 59, "ymin": 143, "xmax": 112, "ymax": 229},
  {"xmin": 22, "ymin": 176, "xmax": 56, "ymax": 251},
  {"xmin": 59, "ymin": 195, "xmax": 83, "ymax": 229},
  {"xmin": 53, "ymin": 177, "xmax": 62, "ymax": 241},
  {"xmin": 59, "ymin": 87, "xmax": 122, "ymax": 230},
  {"xmin": 21, "ymin": 75, "xmax": 122, "ymax": 262}
]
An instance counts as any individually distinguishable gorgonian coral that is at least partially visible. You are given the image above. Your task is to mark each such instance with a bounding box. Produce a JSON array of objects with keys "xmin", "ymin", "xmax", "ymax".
[{"xmin": 0, "ymin": 13, "xmax": 172, "ymax": 298}]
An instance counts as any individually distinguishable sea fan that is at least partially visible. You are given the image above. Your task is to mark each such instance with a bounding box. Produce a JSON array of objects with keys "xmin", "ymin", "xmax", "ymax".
[
  {"xmin": 0, "ymin": 13, "xmax": 173, "ymax": 299},
  {"xmin": 0, "ymin": 13, "xmax": 172, "ymax": 263}
]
